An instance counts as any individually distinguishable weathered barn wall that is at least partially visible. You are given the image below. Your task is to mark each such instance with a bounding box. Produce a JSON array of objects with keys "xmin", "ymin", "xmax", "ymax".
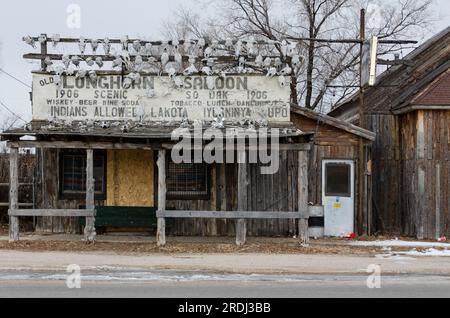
[
  {"xmin": 0, "ymin": 154, "xmax": 36, "ymax": 226},
  {"xmin": 364, "ymin": 110, "xmax": 450, "ymax": 238},
  {"xmin": 34, "ymin": 149, "xmax": 93, "ymax": 233},
  {"xmin": 364, "ymin": 114, "xmax": 402, "ymax": 235},
  {"xmin": 401, "ymin": 110, "xmax": 450, "ymax": 239},
  {"xmin": 106, "ymin": 150, "xmax": 154, "ymax": 207},
  {"xmin": 167, "ymin": 152, "xmax": 300, "ymax": 237}
]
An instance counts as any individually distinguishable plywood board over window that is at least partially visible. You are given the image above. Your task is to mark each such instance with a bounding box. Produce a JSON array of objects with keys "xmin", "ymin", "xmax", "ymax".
[{"xmin": 106, "ymin": 150, "xmax": 154, "ymax": 207}]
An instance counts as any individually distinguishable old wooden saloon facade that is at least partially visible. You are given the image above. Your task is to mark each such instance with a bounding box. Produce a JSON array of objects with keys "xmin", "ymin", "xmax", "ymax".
[
  {"xmin": 329, "ymin": 27, "xmax": 450, "ymax": 239},
  {"xmin": 1, "ymin": 35, "xmax": 375, "ymax": 243}
]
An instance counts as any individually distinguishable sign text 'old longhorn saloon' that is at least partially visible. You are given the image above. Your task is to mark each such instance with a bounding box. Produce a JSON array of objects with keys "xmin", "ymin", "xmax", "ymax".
[{"xmin": 32, "ymin": 74, "xmax": 291, "ymax": 123}]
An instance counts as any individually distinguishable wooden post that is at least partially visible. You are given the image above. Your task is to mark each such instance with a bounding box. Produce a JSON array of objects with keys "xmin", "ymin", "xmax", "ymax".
[
  {"xmin": 40, "ymin": 33, "xmax": 47, "ymax": 71},
  {"xmin": 84, "ymin": 149, "xmax": 96, "ymax": 242},
  {"xmin": 236, "ymin": 150, "xmax": 247, "ymax": 246},
  {"xmin": 298, "ymin": 151, "xmax": 309, "ymax": 246},
  {"xmin": 157, "ymin": 150, "xmax": 166, "ymax": 246},
  {"xmin": 9, "ymin": 147, "xmax": 19, "ymax": 242},
  {"xmin": 357, "ymin": 9, "xmax": 366, "ymax": 235}
]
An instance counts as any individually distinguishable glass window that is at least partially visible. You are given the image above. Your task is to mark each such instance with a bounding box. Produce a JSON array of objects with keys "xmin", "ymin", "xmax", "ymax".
[
  {"xmin": 167, "ymin": 161, "xmax": 210, "ymax": 200},
  {"xmin": 325, "ymin": 163, "xmax": 351, "ymax": 197},
  {"xmin": 60, "ymin": 151, "xmax": 106, "ymax": 198}
]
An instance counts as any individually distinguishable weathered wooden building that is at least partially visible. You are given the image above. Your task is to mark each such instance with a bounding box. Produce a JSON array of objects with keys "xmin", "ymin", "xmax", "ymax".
[
  {"xmin": 1, "ymin": 35, "xmax": 375, "ymax": 243},
  {"xmin": 328, "ymin": 27, "xmax": 450, "ymax": 239},
  {"xmin": 1, "ymin": 106, "xmax": 374, "ymax": 239}
]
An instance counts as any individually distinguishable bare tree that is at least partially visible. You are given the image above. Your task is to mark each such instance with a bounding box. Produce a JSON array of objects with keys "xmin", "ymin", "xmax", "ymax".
[{"xmin": 164, "ymin": 0, "xmax": 433, "ymax": 111}]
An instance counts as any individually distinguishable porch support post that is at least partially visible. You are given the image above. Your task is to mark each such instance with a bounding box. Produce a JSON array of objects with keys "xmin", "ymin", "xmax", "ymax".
[
  {"xmin": 84, "ymin": 149, "xmax": 96, "ymax": 242},
  {"xmin": 157, "ymin": 150, "xmax": 166, "ymax": 246},
  {"xmin": 9, "ymin": 147, "xmax": 19, "ymax": 242},
  {"xmin": 236, "ymin": 149, "xmax": 248, "ymax": 246},
  {"xmin": 298, "ymin": 150, "xmax": 309, "ymax": 246}
]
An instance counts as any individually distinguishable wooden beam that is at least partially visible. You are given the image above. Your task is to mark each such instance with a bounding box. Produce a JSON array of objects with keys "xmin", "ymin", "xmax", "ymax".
[
  {"xmin": 298, "ymin": 151, "xmax": 309, "ymax": 246},
  {"xmin": 0, "ymin": 203, "xmax": 33, "ymax": 207},
  {"xmin": 40, "ymin": 33, "xmax": 47, "ymax": 71},
  {"xmin": 84, "ymin": 149, "xmax": 96, "ymax": 242},
  {"xmin": 9, "ymin": 147, "xmax": 19, "ymax": 242},
  {"xmin": 161, "ymin": 143, "xmax": 312, "ymax": 151},
  {"xmin": 9, "ymin": 209, "xmax": 96, "ymax": 217},
  {"xmin": 23, "ymin": 53, "xmax": 277, "ymax": 67},
  {"xmin": 8, "ymin": 141, "xmax": 158, "ymax": 150},
  {"xmin": 290, "ymin": 106, "xmax": 376, "ymax": 141},
  {"xmin": 157, "ymin": 150, "xmax": 167, "ymax": 246},
  {"xmin": 236, "ymin": 150, "xmax": 248, "ymax": 246},
  {"xmin": 157, "ymin": 210, "xmax": 309, "ymax": 219}
]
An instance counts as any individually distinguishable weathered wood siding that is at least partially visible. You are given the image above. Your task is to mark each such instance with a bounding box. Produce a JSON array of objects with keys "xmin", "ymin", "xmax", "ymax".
[
  {"xmin": 292, "ymin": 113, "xmax": 371, "ymax": 234},
  {"xmin": 167, "ymin": 152, "xmax": 300, "ymax": 237},
  {"xmin": 365, "ymin": 110, "xmax": 450, "ymax": 238},
  {"xmin": 365, "ymin": 114, "xmax": 402, "ymax": 234},
  {"xmin": 34, "ymin": 149, "xmax": 105, "ymax": 234},
  {"xmin": 0, "ymin": 154, "xmax": 36, "ymax": 229}
]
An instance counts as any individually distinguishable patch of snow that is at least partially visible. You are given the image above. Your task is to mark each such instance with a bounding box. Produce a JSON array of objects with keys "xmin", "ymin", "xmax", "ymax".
[
  {"xmin": 375, "ymin": 254, "xmax": 417, "ymax": 261},
  {"xmin": 399, "ymin": 248, "xmax": 450, "ymax": 257},
  {"xmin": 350, "ymin": 240, "xmax": 450, "ymax": 248}
]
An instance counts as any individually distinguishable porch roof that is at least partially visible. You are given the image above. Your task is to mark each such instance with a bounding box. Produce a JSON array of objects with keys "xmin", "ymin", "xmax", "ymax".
[{"xmin": 1, "ymin": 120, "xmax": 313, "ymax": 143}]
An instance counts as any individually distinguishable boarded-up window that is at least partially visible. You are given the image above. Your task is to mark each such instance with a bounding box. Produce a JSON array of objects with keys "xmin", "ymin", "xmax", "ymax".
[
  {"xmin": 60, "ymin": 151, "xmax": 106, "ymax": 198},
  {"xmin": 325, "ymin": 163, "xmax": 351, "ymax": 197},
  {"xmin": 167, "ymin": 161, "xmax": 210, "ymax": 200}
]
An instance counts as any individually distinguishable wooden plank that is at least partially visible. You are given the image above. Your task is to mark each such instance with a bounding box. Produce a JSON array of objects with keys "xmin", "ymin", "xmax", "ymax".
[
  {"xmin": 157, "ymin": 150, "xmax": 166, "ymax": 246},
  {"xmin": 236, "ymin": 150, "xmax": 247, "ymax": 246},
  {"xmin": 298, "ymin": 150, "xmax": 309, "ymax": 245},
  {"xmin": 8, "ymin": 141, "xmax": 158, "ymax": 150},
  {"xmin": 417, "ymin": 165, "xmax": 425, "ymax": 239},
  {"xmin": 157, "ymin": 210, "xmax": 308, "ymax": 219},
  {"xmin": 9, "ymin": 148, "xmax": 19, "ymax": 242},
  {"xmin": 435, "ymin": 163, "xmax": 441, "ymax": 239},
  {"xmin": 417, "ymin": 111, "xmax": 425, "ymax": 159},
  {"xmin": 84, "ymin": 149, "xmax": 96, "ymax": 242},
  {"xmin": 8, "ymin": 141, "xmax": 311, "ymax": 152},
  {"xmin": 0, "ymin": 203, "xmax": 33, "ymax": 207},
  {"xmin": 9, "ymin": 209, "xmax": 95, "ymax": 217}
]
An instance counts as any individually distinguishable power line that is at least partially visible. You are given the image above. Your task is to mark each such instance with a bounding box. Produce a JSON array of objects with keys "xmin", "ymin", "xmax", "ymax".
[
  {"xmin": 0, "ymin": 68, "xmax": 32, "ymax": 89},
  {"xmin": 0, "ymin": 99, "xmax": 28, "ymax": 123}
]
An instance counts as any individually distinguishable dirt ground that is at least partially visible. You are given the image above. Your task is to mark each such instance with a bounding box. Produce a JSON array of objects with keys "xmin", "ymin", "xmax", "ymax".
[
  {"xmin": 0, "ymin": 226, "xmax": 445, "ymax": 256},
  {"xmin": 0, "ymin": 240, "xmax": 385, "ymax": 255}
]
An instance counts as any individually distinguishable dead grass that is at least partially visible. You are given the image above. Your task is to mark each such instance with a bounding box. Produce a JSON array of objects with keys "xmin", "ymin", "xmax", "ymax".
[{"xmin": 0, "ymin": 240, "xmax": 384, "ymax": 256}]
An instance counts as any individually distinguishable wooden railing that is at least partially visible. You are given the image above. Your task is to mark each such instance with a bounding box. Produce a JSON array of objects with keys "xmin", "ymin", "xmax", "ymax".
[
  {"xmin": 8, "ymin": 209, "xmax": 96, "ymax": 241},
  {"xmin": 156, "ymin": 208, "xmax": 323, "ymax": 246}
]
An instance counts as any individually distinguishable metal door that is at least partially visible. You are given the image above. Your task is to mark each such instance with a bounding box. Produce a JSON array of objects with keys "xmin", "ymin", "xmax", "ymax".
[{"xmin": 322, "ymin": 160, "xmax": 355, "ymax": 237}]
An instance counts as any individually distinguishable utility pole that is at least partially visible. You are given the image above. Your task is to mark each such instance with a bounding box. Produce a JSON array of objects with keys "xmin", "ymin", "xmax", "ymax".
[{"xmin": 358, "ymin": 9, "xmax": 366, "ymax": 235}]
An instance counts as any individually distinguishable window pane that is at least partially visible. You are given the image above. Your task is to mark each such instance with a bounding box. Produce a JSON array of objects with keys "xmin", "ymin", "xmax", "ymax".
[
  {"xmin": 167, "ymin": 162, "xmax": 209, "ymax": 198},
  {"xmin": 61, "ymin": 152, "xmax": 105, "ymax": 197},
  {"xmin": 325, "ymin": 163, "xmax": 351, "ymax": 197}
]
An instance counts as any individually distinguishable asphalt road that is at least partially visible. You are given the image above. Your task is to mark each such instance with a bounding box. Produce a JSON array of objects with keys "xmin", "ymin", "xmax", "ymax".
[{"xmin": 1, "ymin": 271, "xmax": 450, "ymax": 298}]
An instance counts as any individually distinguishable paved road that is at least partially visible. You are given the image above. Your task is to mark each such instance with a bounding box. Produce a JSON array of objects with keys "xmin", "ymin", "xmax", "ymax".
[{"xmin": 1, "ymin": 271, "xmax": 450, "ymax": 298}]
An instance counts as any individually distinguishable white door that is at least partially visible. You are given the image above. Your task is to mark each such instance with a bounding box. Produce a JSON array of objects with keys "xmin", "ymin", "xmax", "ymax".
[{"xmin": 322, "ymin": 160, "xmax": 355, "ymax": 237}]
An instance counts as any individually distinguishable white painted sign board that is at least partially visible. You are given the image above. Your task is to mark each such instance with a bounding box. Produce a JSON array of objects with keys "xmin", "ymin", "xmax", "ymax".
[
  {"xmin": 360, "ymin": 36, "xmax": 378, "ymax": 87},
  {"xmin": 32, "ymin": 74, "xmax": 291, "ymax": 123}
]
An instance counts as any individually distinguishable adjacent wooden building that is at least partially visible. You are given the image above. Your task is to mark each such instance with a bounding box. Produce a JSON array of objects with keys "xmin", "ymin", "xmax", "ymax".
[{"xmin": 329, "ymin": 27, "xmax": 450, "ymax": 239}]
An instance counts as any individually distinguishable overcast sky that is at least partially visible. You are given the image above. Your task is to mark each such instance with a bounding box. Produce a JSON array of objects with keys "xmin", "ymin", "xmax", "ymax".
[{"xmin": 0, "ymin": 0, "xmax": 449, "ymax": 123}]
